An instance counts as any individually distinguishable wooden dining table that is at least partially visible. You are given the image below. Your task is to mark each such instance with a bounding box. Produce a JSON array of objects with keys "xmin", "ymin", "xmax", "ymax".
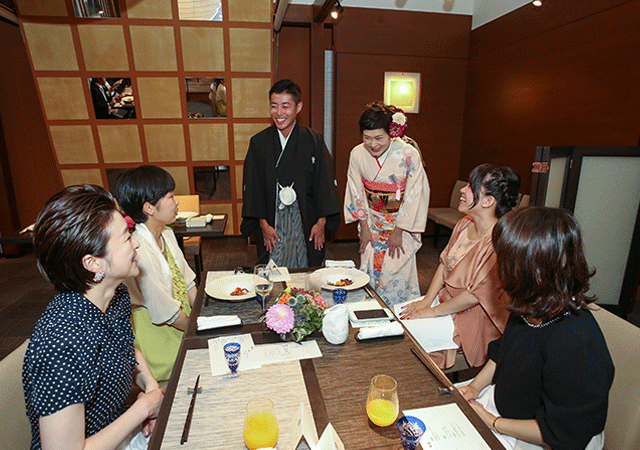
[{"xmin": 148, "ymin": 269, "xmax": 506, "ymax": 450}]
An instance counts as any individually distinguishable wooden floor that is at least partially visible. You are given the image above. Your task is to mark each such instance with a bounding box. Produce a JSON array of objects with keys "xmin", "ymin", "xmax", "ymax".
[{"xmin": 0, "ymin": 236, "xmax": 447, "ymax": 360}]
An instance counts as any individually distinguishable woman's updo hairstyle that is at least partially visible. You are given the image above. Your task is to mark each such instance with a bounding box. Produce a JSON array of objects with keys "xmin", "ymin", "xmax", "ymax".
[
  {"xmin": 358, "ymin": 101, "xmax": 399, "ymax": 134},
  {"xmin": 468, "ymin": 164, "xmax": 521, "ymax": 218},
  {"xmin": 33, "ymin": 184, "xmax": 117, "ymax": 294}
]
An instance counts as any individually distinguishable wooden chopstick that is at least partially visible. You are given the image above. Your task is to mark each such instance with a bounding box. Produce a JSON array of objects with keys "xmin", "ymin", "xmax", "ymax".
[
  {"xmin": 181, "ymin": 375, "xmax": 200, "ymax": 445},
  {"xmin": 410, "ymin": 347, "xmax": 453, "ymax": 390}
]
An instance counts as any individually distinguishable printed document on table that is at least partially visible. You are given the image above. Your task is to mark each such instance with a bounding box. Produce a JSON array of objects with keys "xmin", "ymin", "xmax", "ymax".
[
  {"xmin": 256, "ymin": 340, "xmax": 322, "ymax": 365},
  {"xmin": 403, "ymin": 403, "xmax": 492, "ymax": 450},
  {"xmin": 393, "ymin": 298, "xmax": 458, "ymax": 353},
  {"xmin": 208, "ymin": 333, "xmax": 262, "ymax": 376}
]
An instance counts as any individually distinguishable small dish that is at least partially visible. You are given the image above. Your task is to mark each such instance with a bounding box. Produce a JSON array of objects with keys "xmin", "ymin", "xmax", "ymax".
[
  {"xmin": 205, "ymin": 274, "xmax": 267, "ymax": 301},
  {"xmin": 177, "ymin": 211, "xmax": 198, "ymax": 219},
  {"xmin": 309, "ymin": 268, "xmax": 370, "ymax": 291}
]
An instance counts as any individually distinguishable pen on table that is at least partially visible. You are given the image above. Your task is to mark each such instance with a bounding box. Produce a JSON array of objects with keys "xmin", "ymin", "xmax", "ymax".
[{"xmin": 181, "ymin": 375, "xmax": 200, "ymax": 445}]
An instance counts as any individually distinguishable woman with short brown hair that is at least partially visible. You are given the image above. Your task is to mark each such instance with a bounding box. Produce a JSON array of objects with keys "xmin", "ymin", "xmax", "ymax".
[
  {"xmin": 460, "ymin": 207, "xmax": 614, "ymax": 450},
  {"xmin": 23, "ymin": 185, "xmax": 163, "ymax": 450}
]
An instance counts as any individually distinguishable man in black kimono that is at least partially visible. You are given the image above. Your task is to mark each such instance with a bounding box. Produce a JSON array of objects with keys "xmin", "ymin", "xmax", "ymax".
[{"xmin": 241, "ymin": 80, "xmax": 341, "ymax": 268}]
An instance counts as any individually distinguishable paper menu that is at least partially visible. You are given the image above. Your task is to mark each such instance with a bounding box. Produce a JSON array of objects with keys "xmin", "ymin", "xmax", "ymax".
[
  {"xmin": 256, "ymin": 340, "xmax": 323, "ymax": 365},
  {"xmin": 207, "ymin": 334, "xmax": 262, "ymax": 376},
  {"xmin": 403, "ymin": 403, "xmax": 492, "ymax": 450},
  {"xmin": 393, "ymin": 298, "xmax": 458, "ymax": 353}
]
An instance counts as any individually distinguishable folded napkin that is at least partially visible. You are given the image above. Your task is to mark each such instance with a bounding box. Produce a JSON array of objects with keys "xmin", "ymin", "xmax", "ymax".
[
  {"xmin": 266, "ymin": 260, "xmax": 291, "ymax": 282},
  {"xmin": 357, "ymin": 321, "xmax": 404, "ymax": 340},
  {"xmin": 197, "ymin": 315, "xmax": 241, "ymax": 331},
  {"xmin": 325, "ymin": 259, "xmax": 356, "ymax": 268}
]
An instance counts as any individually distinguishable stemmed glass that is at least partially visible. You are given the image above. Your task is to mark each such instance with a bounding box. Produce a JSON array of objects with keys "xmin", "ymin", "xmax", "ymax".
[
  {"xmin": 366, "ymin": 374, "xmax": 399, "ymax": 427},
  {"xmin": 254, "ymin": 264, "xmax": 273, "ymax": 311},
  {"xmin": 243, "ymin": 397, "xmax": 279, "ymax": 450}
]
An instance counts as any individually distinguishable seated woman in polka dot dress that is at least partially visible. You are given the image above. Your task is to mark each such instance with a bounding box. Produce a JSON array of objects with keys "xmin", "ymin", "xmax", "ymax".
[{"xmin": 23, "ymin": 185, "xmax": 164, "ymax": 450}]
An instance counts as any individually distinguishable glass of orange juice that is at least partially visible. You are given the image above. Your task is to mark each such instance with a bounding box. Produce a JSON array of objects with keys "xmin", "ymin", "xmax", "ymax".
[
  {"xmin": 243, "ymin": 397, "xmax": 279, "ymax": 450},
  {"xmin": 366, "ymin": 374, "xmax": 399, "ymax": 427}
]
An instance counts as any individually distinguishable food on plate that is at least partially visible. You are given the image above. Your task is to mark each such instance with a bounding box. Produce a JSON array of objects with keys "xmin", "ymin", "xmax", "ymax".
[
  {"xmin": 230, "ymin": 287, "xmax": 249, "ymax": 296},
  {"xmin": 327, "ymin": 278, "xmax": 353, "ymax": 287}
]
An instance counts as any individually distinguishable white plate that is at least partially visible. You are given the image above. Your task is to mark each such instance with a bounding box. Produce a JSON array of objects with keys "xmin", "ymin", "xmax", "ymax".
[
  {"xmin": 177, "ymin": 211, "xmax": 198, "ymax": 219},
  {"xmin": 309, "ymin": 268, "xmax": 370, "ymax": 291},
  {"xmin": 205, "ymin": 274, "xmax": 268, "ymax": 301}
]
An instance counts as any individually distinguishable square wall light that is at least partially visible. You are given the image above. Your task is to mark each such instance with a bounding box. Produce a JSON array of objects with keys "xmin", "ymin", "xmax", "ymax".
[{"xmin": 384, "ymin": 72, "xmax": 421, "ymax": 113}]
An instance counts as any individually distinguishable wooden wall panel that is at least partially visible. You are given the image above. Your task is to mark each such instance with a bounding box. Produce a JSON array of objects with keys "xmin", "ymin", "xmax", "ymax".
[
  {"xmin": 275, "ymin": 25, "xmax": 311, "ymax": 128},
  {"xmin": 469, "ymin": 0, "xmax": 632, "ymax": 58},
  {"xmin": 335, "ymin": 8, "xmax": 470, "ymax": 59},
  {"xmin": 333, "ymin": 10, "xmax": 470, "ymax": 239},
  {"xmin": 460, "ymin": 0, "xmax": 640, "ymax": 193},
  {"xmin": 0, "ymin": 21, "xmax": 60, "ymax": 234}
]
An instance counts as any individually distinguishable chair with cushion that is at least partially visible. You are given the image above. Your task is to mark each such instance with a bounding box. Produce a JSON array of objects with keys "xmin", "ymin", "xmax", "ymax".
[
  {"xmin": 426, "ymin": 180, "xmax": 467, "ymax": 247},
  {"xmin": 591, "ymin": 306, "xmax": 640, "ymax": 450},
  {"xmin": 0, "ymin": 339, "xmax": 31, "ymax": 450},
  {"xmin": 175, "ymin": 195, "xmax": 203, "ymax": 285}
]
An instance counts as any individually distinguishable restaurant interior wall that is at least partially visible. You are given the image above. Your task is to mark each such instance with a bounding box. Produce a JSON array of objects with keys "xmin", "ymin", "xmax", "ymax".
[
  {"xmin": 331, "ymin": 7, "xmax": 471, "ymax": 239},
  {"xmin": 11, "ymin": 0, "xmax": 276, "ymax": 236},
  {"xmin": 0, "ymin": 19, "xmax": 61, "ymax": 249},
  {"xmin": 459, "ymin": 0, "xmax": 640, "ymax": 193}
]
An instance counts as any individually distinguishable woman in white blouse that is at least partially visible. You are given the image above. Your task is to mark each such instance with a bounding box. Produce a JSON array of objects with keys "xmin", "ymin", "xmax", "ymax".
[{"xmin": 114, "ymin": 165, "xmax": 197, "ymax": 382}]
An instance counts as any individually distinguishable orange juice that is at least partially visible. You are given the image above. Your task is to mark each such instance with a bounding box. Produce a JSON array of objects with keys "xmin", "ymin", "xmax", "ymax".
[
  {"xmin": 243, "ymin": 412, "xmax": 279, "ymax": 450},
  {"xmin": 367, "ymin": 398, "xmax": 398, "ymax": 427},
  {"xmin": 366, "ymin": 398, "xmax": 399, "ymax": 427}
]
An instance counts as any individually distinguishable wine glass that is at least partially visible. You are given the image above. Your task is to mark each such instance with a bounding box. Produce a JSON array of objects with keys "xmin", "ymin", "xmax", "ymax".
[
  {"xmin": 366, "ymin": 374, "xmax": 399, "ymax": 427},
  {"xmin": 254, "ymin": 264, "xmax": 273, "ymax": 311},
  {"xmin": 397, "ymin": 416, "xmax": 426, "ymax": 450},
  {"xmin": 243, "ymin": 397, "xmax": 279, "ymax": 450}
]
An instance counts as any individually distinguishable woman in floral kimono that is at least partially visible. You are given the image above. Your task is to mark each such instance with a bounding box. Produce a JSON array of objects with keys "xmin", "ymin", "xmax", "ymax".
[
  {"xmin": 400, "ymin": 164, "xmax": 521, "ymax": 369},
  {"xmin": 344, "ymin": 102, "xmax": 430, "ymax": 306}
]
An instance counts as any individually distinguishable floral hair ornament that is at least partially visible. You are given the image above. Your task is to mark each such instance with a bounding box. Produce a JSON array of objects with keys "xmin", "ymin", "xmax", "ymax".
[{"xmin": 389, "ymin": 109, "xmax": 407, "ymax": 138}]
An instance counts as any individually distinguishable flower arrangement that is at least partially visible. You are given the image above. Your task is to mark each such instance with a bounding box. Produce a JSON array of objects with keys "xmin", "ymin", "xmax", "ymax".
[
  {"xmin": 265, "ymin": 287, "xmax": 328, "ymax": 342},
  {"xmin": 389, "ymin": 109, "xmax": 407, "ymax": 138}
]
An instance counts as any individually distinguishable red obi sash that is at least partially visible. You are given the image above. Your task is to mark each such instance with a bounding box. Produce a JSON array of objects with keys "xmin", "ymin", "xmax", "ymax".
[{"xmin": 362, "ymin": 178, "xmax": 406, "ymax": 213}]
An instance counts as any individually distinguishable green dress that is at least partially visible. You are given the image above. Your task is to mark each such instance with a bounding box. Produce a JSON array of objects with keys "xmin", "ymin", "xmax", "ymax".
[{"xmin": 131, "ymin": 245, "xmax": 191, "ymax": 381}]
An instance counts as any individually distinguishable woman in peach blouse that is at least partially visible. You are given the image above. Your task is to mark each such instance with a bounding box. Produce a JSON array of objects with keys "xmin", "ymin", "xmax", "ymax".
[{"xmin": 400, "ymin": 164, "xmax": 521, "ymax": 369}]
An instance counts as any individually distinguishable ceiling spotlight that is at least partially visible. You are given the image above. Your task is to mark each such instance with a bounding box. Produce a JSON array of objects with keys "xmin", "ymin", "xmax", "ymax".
[
  {"xmin": 532, "ymin": 0, "xmax": 542, "ymax": 6},
  {"xmin": 330, "ymin": 1, "xmax": 343, "ymax": 20}
]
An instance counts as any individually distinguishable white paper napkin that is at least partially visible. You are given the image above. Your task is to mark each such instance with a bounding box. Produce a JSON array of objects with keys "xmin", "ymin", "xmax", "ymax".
[
  {"xmin": 197, "ymin": 315, "xmax": 241, "ymax": 331},
  {"xmin": 325, "ymin": 259, "xmax": 356, "ymax": 268},
  {"xmin": 357, "ymin": 321, "xmax": 404, "ymax": 340},
  {"xmin": 266, "ymin": 259, "xmax": 291, "ymax": 282}
]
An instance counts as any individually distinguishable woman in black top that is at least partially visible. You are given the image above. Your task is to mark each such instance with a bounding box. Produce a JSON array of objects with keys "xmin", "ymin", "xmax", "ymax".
[{"xmin": 459, "ymin": 207, "xmax": 614, "ymax": 450}]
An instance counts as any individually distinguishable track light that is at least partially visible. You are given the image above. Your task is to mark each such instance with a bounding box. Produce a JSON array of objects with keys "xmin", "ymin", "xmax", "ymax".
[
  {"xmin": 330, "ymin": 1, "xmax": 343, "ymax": 20},
  {"xmin": 532, "ymin": 0, "xmax": 542, "ymax": 6}
]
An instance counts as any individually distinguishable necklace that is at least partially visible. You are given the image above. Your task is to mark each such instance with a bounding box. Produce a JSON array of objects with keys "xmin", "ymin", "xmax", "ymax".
[{"xmin": 522, "ymin": 311, "xmax": 570, "ymax": 328}]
